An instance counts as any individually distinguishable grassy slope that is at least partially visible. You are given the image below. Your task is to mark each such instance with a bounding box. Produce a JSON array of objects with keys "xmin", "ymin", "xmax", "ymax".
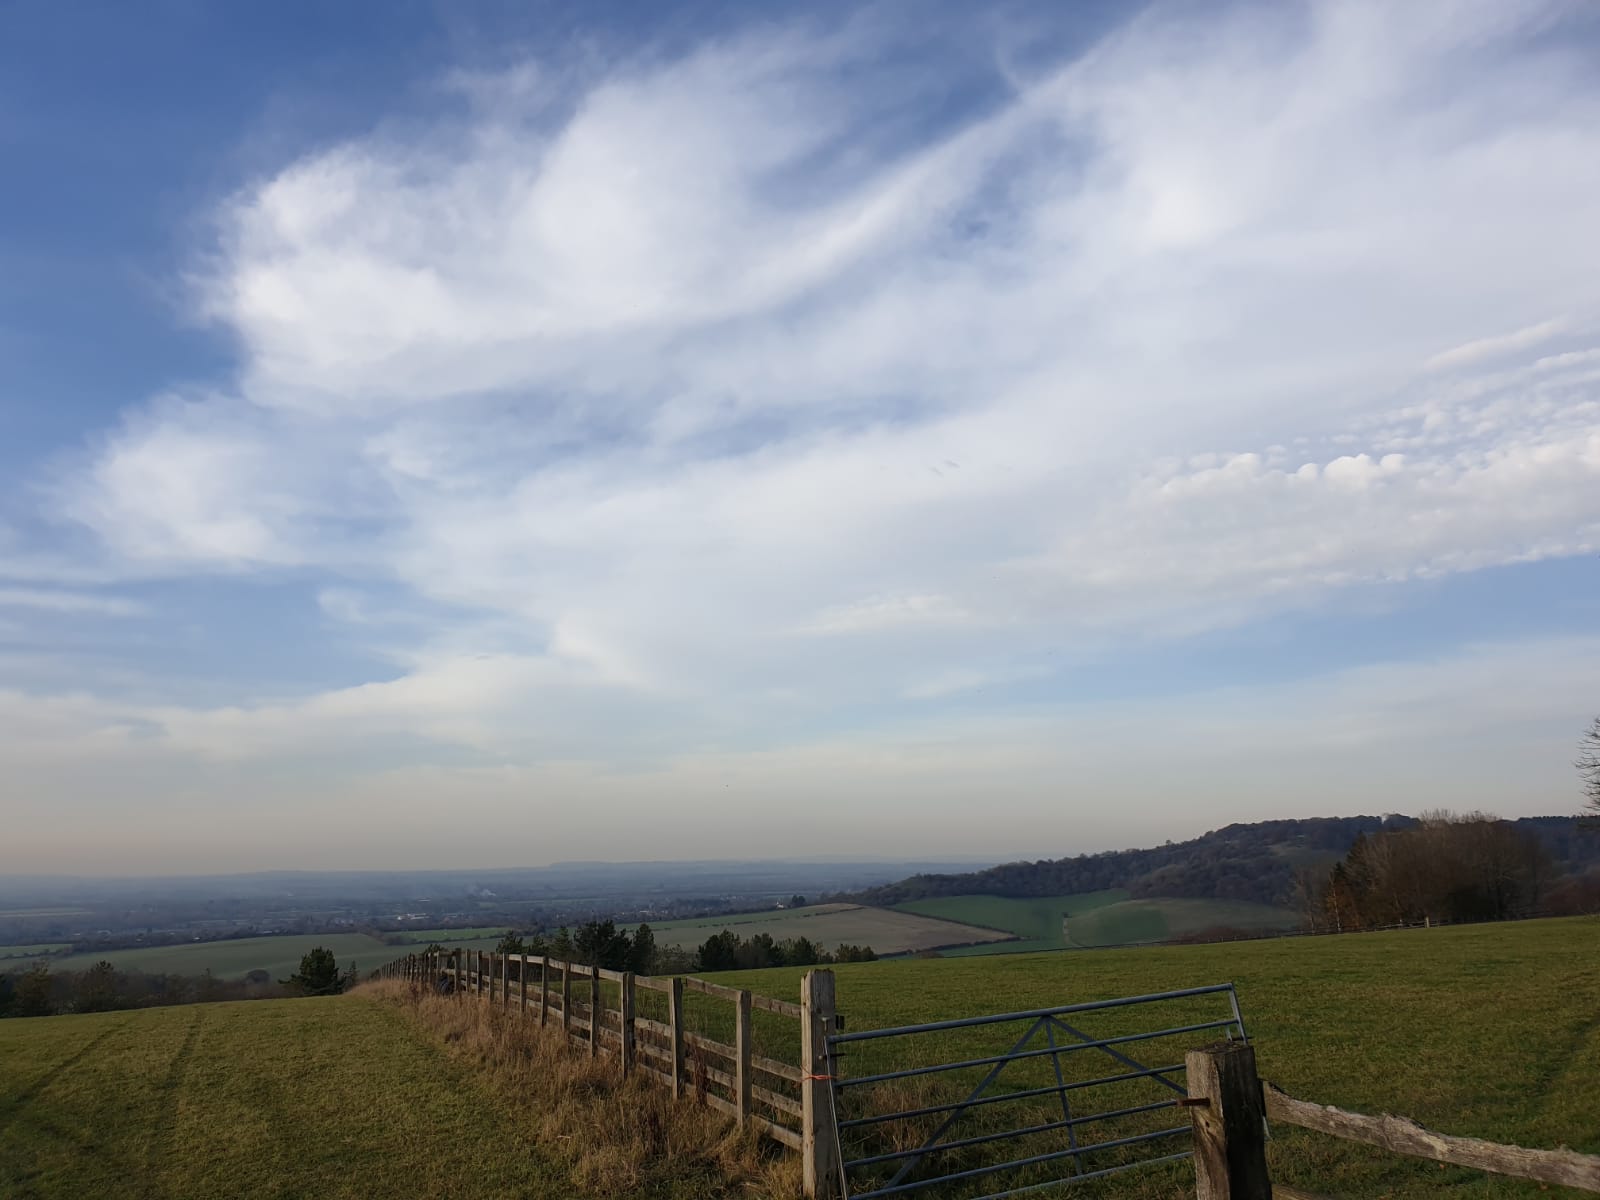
[
  {"xmin": 716, "ymin": 915, "xmax": 1600, "ymax": 1199},
  {"xmin": 893, "ymin": 890, "xmax": 1298, "ymax": 952},
  {"xmin": 1064, "ymin": 896, "xmax": 1300, "ymax": 946},
  {"xmin": 0, "ymin": 995, "xmax": 574, "ymax": 1199},
  {"xmin": 46, "ymin": 933, "xmax": 395, "ymax": 980},
  {"xmin": 895, "ymin": 890, "xmax": 1130, "ymax": 953}
]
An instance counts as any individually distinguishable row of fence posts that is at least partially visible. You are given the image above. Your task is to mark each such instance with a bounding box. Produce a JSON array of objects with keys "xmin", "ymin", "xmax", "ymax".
[
  {"xmin": 380, "ymin": 951, "xmax": 1600, "ymax": 1200},
  {"xmin": 381, "ymin": 948, "xmax": 841, "ymax": 1198}
]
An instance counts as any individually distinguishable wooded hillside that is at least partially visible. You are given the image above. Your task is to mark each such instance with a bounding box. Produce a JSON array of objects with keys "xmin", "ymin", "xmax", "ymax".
[{"xmin": 856, "ymin": 815, "xmax": 1600, "ymax": 908}]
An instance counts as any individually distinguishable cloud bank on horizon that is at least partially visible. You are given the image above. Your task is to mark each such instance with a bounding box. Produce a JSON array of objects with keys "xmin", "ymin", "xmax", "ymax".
[{"xmin": 3, "ymin": 0, "xmax": 1599, "ymax": 872}]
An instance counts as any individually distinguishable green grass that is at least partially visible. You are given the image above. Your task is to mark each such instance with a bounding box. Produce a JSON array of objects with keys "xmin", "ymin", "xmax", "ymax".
[
  {"xmin": 645, "ymin": 903, "xmax": 1010, "ymax": 955},
  {"xmin": 1064, "ymin": 897, "xmax": 1300, "ymax": 946},
  {"xmin": 0, "ymin": 996, "xmax": 579, "ymax": 1199},
  {"xmin": 894, "ymin": 890, "xmax": 1130, "ymax": 953},
  {"xmin": 382, "ymin": 925, "xmax": 514, "ymax": 944},
  {"xmin": 6, "ymin": 916, "xmax": 1596, "ymax": 1199},
  {"xmin": 714, "ymin": 915, "xmax": 1600, "ymax": 1199},
  {"xmin": 894, "ymin": 891, "xmax": 1298, "ymax": 953},
  {"xmin": 47, "ymin": 933, "xmax": 395, "ymax": 981}
]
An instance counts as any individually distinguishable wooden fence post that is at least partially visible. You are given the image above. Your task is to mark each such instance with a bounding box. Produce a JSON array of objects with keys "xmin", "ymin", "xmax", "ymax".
[
  {"xmin": 519, "ymin": 955, "xmax": 527, "ymax": 1014},
  {"xmin": 801, "ymin": 969, "xmax": 839, "ymax": 1199},
  {"xmin": 669, "ymin": 977, "xmax": 686, "ymax": 1100},
  {"xmin": 540, "ymin": 955, "xmax": 550, "ymax": 1026},
  {"xmin": 561, "ymin": 960, "xmax": 572, "ymax": 1038},
  {"xmin": 1187, "ymin": 1041, "xmax": 1271, "ymax": 1200},
  {"xmin": 590, "ymin": 968, "xmax": 601, "ymax": 1058},
  {"xmin": 736, "ymin": 989, "xmax": 753, "ymax": 1127},
  {"xmin": 620, "ymin": 972, "xmax": 636, "ymax": 1077}
]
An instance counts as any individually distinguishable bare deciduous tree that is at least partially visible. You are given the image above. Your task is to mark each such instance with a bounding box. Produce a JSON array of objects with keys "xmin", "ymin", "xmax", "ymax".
[{"xmin": 1579, "ymin": 717, "xmax": 1600, "ymax": 819}]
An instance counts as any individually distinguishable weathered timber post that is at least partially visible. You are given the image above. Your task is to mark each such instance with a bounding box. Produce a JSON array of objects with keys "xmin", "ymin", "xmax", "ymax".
[
  {"xmin": 519, "ymin": 955, "xmax": 527, "ymax": 1014},
  {"xmin": 801, "ymin": 969, "xmax": 840, "ymax": 1199},
  {"xmin": 561, "ymin": 960, "xmax": 572, "ymax": 1038},
  {"xmin": 669, "ymin": 977, "xmax": 686, "ymax": 1099},
  {"xmin": 736, "ymin": 989, "xmax": 753, "ymax": 1127},
  {"xmin": 1187, "ymin": 1041, "xmax": 1271, "ymax": 1200},
  {"xmin": 539, "ymin": 955, "xmax": 550, "ymax": 1026},
  {"xmin": 620, "ymin": 972, "xmax": 636, "ymax": 1077},
  {"xmin": 589, "ymin": 968, "xmax": 602, "ymax": 1058}
]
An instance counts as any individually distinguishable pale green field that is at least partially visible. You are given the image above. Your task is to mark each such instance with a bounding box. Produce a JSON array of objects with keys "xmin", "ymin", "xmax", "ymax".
[
  {"xmin": 46, "ymin": 933, "xmax": 394, "ymax": 980},
  {"xmin": 646, "ymin": 902, "xmax": 1010, "ymax": 954},
  {"xmin": 383, "ymin": 925, "xmax": 513, "ymax": 944}
]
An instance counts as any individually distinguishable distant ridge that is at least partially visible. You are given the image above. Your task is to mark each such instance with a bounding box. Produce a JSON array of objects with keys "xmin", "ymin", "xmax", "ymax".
[{"xmin": 856, "ymin": 815, "xmax": 1600, "ymax": 909}]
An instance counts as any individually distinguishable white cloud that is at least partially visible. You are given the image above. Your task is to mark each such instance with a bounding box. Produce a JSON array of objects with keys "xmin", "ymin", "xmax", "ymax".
[
  {"xmin": 1424, "ymin": 319, "xmax": 1567, "ymax": 372},
  {"xmin": 2, "ymin": 633, "xmax": 1594, "ymax": 871},
  {"xmin": 8, "ymin": 0, "xmax": 1600, "ymax": 866},
  {"xmin": 0, "ymin": 587, "xmax": 142, "ymax": 617}
]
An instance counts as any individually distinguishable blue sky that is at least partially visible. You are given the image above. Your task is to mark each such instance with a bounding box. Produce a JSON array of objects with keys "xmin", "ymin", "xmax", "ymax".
[{"xmin": 3, "ymin": 0, "xmax": 1598, "ymax": 874}]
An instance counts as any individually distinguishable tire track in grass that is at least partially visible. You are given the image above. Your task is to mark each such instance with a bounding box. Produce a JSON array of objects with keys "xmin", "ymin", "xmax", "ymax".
[
  {"xmin": 144, "ymin": 1007, "xmax": 207, "ymax": 1197},
  {"xmin": 0, "ymin": 1020, "xmax": 129, "ymax": 1134}
]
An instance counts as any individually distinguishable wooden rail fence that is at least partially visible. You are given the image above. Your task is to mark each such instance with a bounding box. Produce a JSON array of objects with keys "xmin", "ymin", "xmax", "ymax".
[
  {"xmin": 377, "ymin": 958, "xmax": 1599, "ymax": 1200},
  {"xmin": 1185, "ymin": 1042, "xmax": 1600, "ymax": 1199},
  {"xmin": 380, "ymin": 949, "xmax": 837, "ymax": 1191}
]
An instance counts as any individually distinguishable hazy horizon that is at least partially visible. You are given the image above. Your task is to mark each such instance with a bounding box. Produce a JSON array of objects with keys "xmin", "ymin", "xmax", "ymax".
[{"xmin": 4, "ymin": 0, "xmax": 1599, "ymax": 875}]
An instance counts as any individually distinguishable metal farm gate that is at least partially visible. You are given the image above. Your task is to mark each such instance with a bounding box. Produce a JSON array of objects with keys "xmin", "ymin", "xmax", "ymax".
[{"xmin": 825, "ymin": 984, "xmax": 1248, "ymax": 1200}]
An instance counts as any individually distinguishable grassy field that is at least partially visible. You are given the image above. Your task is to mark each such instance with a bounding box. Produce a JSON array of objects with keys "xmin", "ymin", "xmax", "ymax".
[
  {"xmin": 894, "ymin": 891, "xmax": 1298, "ymax": 953},
  {"xmin": 0, "ymin": 996, "xmax": 583, "ymax": 1199},
  {"xmin": 383, "ymin": 925, "xmax": 513, "ymax": 944},
  {"xmin": 5, "ymin": 916, "xmax": 1595, "ymax": 1198},
  {"xmin": 46, "ymin": 933, "xmax": 395, "ymax": 980},
  {"xmin": 711, "ymin": 915, "xmax": 1600, "ymax": 1199},
  {"xmin": 645, "ymin": 903, "xmax": 1012, "ymax": 955}
]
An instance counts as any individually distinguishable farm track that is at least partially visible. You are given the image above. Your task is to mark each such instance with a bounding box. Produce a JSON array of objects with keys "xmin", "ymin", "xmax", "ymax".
[
  {"xmin": 144, "ymin": 1007, "xmax": 207, "ymax": 1195},
  {"xmin": 0, "ymin": 1019, "xmax": 129, "ymax": 1134}
]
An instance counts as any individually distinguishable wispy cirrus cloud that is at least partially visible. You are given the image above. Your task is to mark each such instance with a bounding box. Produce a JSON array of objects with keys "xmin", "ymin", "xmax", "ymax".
[{"xmin": 4, "ymin": 0, "xmax": 1600, "ymax": 869}]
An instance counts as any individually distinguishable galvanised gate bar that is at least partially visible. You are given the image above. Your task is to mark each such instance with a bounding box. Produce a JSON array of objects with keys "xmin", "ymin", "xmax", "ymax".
[{"xmin": 825, "ymin": 984, "xmax": 1248, "ymax": 1200}]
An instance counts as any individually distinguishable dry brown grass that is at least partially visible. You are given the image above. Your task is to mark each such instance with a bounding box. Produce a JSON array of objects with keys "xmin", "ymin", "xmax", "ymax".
[{"xmin": 361, "ymin": 979, "xmax": 803, "ymax": 1199}]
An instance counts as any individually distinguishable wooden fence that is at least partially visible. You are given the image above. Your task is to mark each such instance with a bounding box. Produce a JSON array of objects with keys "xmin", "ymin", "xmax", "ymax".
[
  {"xmin": 1185, "ymin": 1042, "xmax": 1600, "ymax": 1199},
  {"xmin": 379, "ymin": 949, "xmax": 838, "ymax": 1193}
]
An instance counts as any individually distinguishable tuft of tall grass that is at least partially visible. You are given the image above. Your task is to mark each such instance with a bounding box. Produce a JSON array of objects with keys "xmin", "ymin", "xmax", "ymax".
[{"xmin": 362, "ymin": 979, "xmax": 802, "ymax": 1199}]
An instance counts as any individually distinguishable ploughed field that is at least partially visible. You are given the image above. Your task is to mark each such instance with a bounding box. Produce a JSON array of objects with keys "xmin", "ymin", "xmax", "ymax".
[{"xmin": 4, "ymin": 915, "xmax": 1595, "ymax": 1199}]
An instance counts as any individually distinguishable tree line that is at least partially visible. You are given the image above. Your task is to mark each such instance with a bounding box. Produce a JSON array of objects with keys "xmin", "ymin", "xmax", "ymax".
[
  {"xmin": 1, "ymin": 945, "xmax": 360, "ymax": 1018},
  {"xmin": 856, "ymin": 813, "xmax": 1600, "ymax": 909},
  {"xmin": 1297, "ymin": 811, "xmax": 1576, "ymax": 931},
  {"xmin": 482, "ymin": 919, "xmax": 875, "ymax": 975}
]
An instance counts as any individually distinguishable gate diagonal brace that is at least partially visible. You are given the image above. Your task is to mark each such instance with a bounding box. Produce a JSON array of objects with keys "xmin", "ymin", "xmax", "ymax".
[
  {"xmin": 1049, "ymin": 1017, "xmax": 1187, "ymax": 1096},
  {"xmin": 1043, "ymin": 1019, "xmax": 1082, "ymax": 1175},
  {"xmin": 878, "ymin": 1015, "xmax": 1052, "ymax": 1193}
]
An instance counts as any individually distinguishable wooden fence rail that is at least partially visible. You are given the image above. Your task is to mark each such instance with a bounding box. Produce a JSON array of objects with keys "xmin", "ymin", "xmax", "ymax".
[
  {"xmin": 379, "ymin": 949, "xmax": 834, "ymax": 1192},
  {"xmin": 1261, "ymin": 1080, "xmax": 1600, "ymax": 1194},
  {"xmin": 1185, "ymin": 1042, "xmax": 1600, "ymax": 1199}
]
